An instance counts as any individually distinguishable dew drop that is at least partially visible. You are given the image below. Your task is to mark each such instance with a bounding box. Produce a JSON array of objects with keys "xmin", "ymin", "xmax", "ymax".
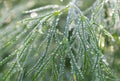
[
  {"xmin": 30, "ymin": 12, "xmax": 38, "ymax": 18},
  {"xmin": 38, "ymin": 28, "xmax": 44, "ymax": 34}
]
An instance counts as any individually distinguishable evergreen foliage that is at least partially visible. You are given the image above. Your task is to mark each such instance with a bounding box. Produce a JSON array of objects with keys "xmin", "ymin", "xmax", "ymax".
[{"xmin": 0, "ymin": 0, "xmax": 120, "ymax": 81}]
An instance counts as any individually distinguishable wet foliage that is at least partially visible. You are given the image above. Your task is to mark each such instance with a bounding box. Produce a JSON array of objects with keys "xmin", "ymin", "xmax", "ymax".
[{"xmin": 0, "ymin": 0, "xmax": 120, "ymax": 81}]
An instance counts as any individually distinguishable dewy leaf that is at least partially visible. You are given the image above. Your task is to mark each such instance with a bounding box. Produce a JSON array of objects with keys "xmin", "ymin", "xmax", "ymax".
[
  {"xmin": 103, "ymin": 29, "xmax": 115, "ymax": 41},
  {"xmin": 23, "ymin": 5, "xmax": 60, "ymax": 13},
  {"xmin": 99, "ymin": 25, "xmax": 115, "ymax": 42},
  {"xmin": 0, "ymin": 0, "xmax": 118, "ymax": 81}
]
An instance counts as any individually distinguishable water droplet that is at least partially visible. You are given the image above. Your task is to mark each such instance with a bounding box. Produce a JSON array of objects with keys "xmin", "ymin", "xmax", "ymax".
[
  {"xmin": 38, "ymin": 28, "xmax": 44, "ymax": 34},
  {"xmin": 30, "ymin": 12, "xmax": 38, "ymax": 18}
]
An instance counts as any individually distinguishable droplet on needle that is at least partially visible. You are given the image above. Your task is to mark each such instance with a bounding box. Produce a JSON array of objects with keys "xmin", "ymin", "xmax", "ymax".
[{"xmin": 30, "ymin": 12, "xmax": 38, "ymax": 18}]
